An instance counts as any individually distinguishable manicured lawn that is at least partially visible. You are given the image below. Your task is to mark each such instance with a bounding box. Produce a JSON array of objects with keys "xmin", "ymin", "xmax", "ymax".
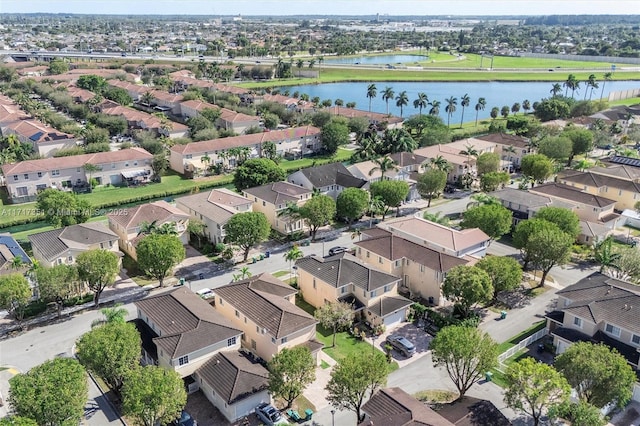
[
  {"xmin": 496, "ymin": 320, "xmax": 546, "ymax": 354},
  {"xmin": 280, "ymin": 148, "xmax": 352, "ymax": 172},
  {"xmin": 489, "ymin": 349, "xmax": 530, "ymax": 388},
  {"xmin": 610, "ymin": 96, "xmax": 640, "ymax": 106},
  {"xmin": 272, "ymin": 270, "xmax": 290, "ymax": 278}
]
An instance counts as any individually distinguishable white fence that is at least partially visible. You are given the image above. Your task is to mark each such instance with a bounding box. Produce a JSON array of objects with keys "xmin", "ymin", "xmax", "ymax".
[
  {"xmin": 608, "ymin": 88, "xmax": 640, "ymax": 102},
  {"xmin": 498, "ymin": 328, "xmax": 547, "ymax": 363}
]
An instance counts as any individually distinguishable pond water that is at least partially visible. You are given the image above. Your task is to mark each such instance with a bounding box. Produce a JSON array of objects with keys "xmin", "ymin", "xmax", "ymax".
[
  {"xmin": 283, "ymin": 81, "xmax": 640, "ymax": 125},
  {"xmin": 323, "ymin": 54, "xmax": 428, "ymax": 65}
]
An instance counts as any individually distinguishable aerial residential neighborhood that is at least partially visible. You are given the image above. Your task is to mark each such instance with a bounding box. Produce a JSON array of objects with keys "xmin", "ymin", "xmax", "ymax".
[{"xmin": 1, "ymin": 3, "xmax": 640, "ymax": 426}]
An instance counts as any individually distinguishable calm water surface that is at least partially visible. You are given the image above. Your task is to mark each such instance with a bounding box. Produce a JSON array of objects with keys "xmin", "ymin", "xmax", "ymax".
[{"xmin": 324, "ymin": 54, "xmax": 428, "ymax": 65}]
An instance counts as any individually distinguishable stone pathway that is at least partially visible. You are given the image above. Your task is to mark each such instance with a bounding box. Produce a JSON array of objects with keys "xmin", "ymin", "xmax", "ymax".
[{"xmin": 302, "ymin": 351, "xmax": 337, "ymax": 411}]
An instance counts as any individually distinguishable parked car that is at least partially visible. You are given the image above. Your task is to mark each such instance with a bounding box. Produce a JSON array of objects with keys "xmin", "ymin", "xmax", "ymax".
[
  {"xmin": 386, "ymin": 335, "xmax": 416, "ymax": 357},
  {"xmin": 328, "ymin": 246, "xmax": 348, "ymax": 256},
  {"xmin": 255, "ymin": 403, "xmax": 282, "ymax": 426},
  {"xmin": 196, "ymin": 288, "xmax": 215, "ymax": 300},
  {"xmin": 173, "ymin": 411, "xmax": 197, "ymax": 426}
]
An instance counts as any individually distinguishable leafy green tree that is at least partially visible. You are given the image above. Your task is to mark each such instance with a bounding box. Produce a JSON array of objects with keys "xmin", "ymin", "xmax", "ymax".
[
  {"xmin": 442, "ymin": 266, "xmax": 493, "ymax": 317},
  {"xmin": 9, "ymin": 358, "xmax": 88, "ymax": 426},
  {"xmin": 233, "ymin": 158, "xmax": 286, "ymax": 191},
  {"xmin": 314, "ymin": 301, "xmax": 354, "ymax": 347},
  {"xmin": 77, "ymin": 74, "xmax": 107, "ymax": 92},
  {"xmin": 417, "ymin": 169, "xmax": 447, "ymax": 207},
  {"xmin": 300, "ymin": 194, "xmax": 336, "ymax": 241},
  {"xmin": 525, "ymin": 226, "xmax": 574, "ymax": 285},
  {"xmin": 75, "ymin": 249, "xmax": 120, "ymax": 306},
  {"xmin": 476, "ymin": 152, "xmax": 501, "ymax": 175},
  {"xmin": 535, "ymin": 207, "xmax": 580, "ymax": 239},
  {"xmin": 136, "ymin": 234, "xmax": 186, "ymax": 287},
  {"xmin": 336, "ymin": 188, "xmax": 369, "ymax": 225},
  {"xmin": 476, "ymin": 256, "xmax": 523, "ymax": 300},
  {"xmin": 534, "ymin": 98, "xmax": 571, "ymax": 122},
  {"xmin": 549, "ymin": 401, "xmax": 607, "ymax": 426},
  {"xmin": 224, "ymin": 212, "xmax": 271, "ymax": 261},
  {"xmin": 0, "ymin": 274, "xmax": 31, "ymax": 321},
  {"xmin": 564, "ymin": 128, "xmax": 594, "ymax": 166},
  {"xmin": 555, "ymin": 342, "xmax": 636, "ymax": 409},
  {"xmin": 480, "ymin": 171, "xmax": 510, "ymax": 192},
  {"xmin": 325, "ymin": 350, "xmax": 388, "ymax": 422},
  {"xmin": 430, "ymin": 325, "xmax": 498, "ymax": 398},
  {"xmin": 513, "ymin": 219, "xmax": 559, "ymax": 270},
  {"xmin": 460, "ymin": 204, "xmax": 512, "ymax": 241},
  {"xmin": 520, "ymin": 154, "xmax": 554, "ymax": 186},
  {"xmin": 321, "ymin": 120, "xmax": 350, "ymax": 154},
  {"xmin": 268, "ymin": 346, "xmax": 316, "ymax": 409},
  {"xmin": 370, "ymin": 180, "xmax": 410, "ymax": 220},
  {"xmin": 121, "ymin": 366, "xmax": 187, "ymax": 426},
  {"xmin": 538, "ymin": 136, "xmax": 573, "ymax": 162},
  {"xmin": 504, "ymin": 358, "xmax": 571, "ymax": 426},
  {"xmin": 76, "ymin": 321, "xmax": 141, "ymax": 391},
  {"xmin": 36, "ymin": 189, "xmax": 92, "ymax": 228},
  {"xmin": 284, "ymin": 245, "xmax": 304, "ymax": 278},
  {"xmin": 48, "ymin": 59, "xmax": 69, "ymax": 75},
  {"xmin": 0, "ymin": 416, "xmax": 38, "ymax": 426},
  {"xmin": 35, "ymin": 264, "xmax": 79, "ymax": 318}
]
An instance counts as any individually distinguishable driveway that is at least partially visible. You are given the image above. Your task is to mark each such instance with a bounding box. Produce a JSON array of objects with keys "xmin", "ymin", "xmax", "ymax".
[
  {"xmin": 365, "ymin": 322, "xmax": 432, "ymax": 368},
  {"xmin": 175, "ymin": 245, "xmax": 226, "ymax": 282}
]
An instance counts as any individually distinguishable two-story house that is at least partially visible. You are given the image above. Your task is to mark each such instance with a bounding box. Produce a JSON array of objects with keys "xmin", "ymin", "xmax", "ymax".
[
  {"xmin": 179, "ymin": 100, "xmax": 261, "ymax": 134},
  {"xmin": 212, "ymin": 273, "xmax": 322, "ymax": 363},
  {"xmin": 0, "ymin": 147, "xmax": 153, "ymax": 204},
  {"xmin": 28, "ymin": 222, "xmax": 121, "ymax": 267},
  {"xmin": 348, "ymin": 159, "xmax": 420, "ymax": 202},
  {"xmin": 474, "ymin": 132, "xmax": 532, "ymax": 169},
  {"xmin": 558, "ymin": 168, "xmax": 640, "ymax": 212},
  {"xmin": 295, "ymin": 253, "xmax": 412, "ymax": 327},
  {"xmin": 176, "ymin": 188, "xmax": 253, "ymax": 244},
  {"xmin": 546, "ymin": 272, "xmax": 640, "ymax": 402},
  {"xmin": 107, "ymin": 200, "xmax": 190, "ymax": 260},
  {"xmin": 287, "ymin": 162, "xmax": 367, "ymax": 200},
  {"xmin": 0, "ymin": 233, "xmax": 32, "ymax": 276},
  {"xmin": 242, "ymin": 181, "xmax": 312, "ymax": 236}
]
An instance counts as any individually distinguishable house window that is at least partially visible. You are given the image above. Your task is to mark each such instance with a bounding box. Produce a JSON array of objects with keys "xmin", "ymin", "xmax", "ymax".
[
  {"xmin": 218, "ymin": 297, "xmax": 223, "ymax": 306},
  {"xmin": 37, "ymin": 172, "xmax": 42, "ymax": 178},
  {"xmin": 420, "ymin": 265, "xmax": 425, "ymax": 272},
  {"xmin": 341, "ymin": 286, "xmax": 346, "ymax": 294},
  {"xmin": 394, "ymin": 260, "xmax": 400, "ymax": 268},
  {"xmin": 605, "ymin": 323, "xmax": 621, "ymax": 337},
  {"xmin": 235, "ymin": 310, "xmax": 239, "ymax": 317},
  {"xmin": 100, "ymin": 243, "xmax": 104, "ymax": 249},
  {"xmin": 67, "ymin": 255, "xmax": 73, "ymax": 263},
  {"xmin": 185, "ymin": 154, "xmax": 193, "ymax": 159},
  {"xmin": 227, "ymin": 337, "xmax": 236, "ymax": 346},
  {"xmin": 77, "ymin": 168, "xmax": 81, "ymax": 173},
  {"xmin": 23, "ymin": 174, "xmax": 29, "ymax": 180},
  {"xmin": 178, "ymin": 355, "xmax": 189, "ymax": 366},
  {"xmin": 125, "ymin": 163, "xmax": 129, "ymax": 167},
  {"xmin": 378, "ymin": 256, "xmax": 383, "ymax": 264},
  {"xmin": 632, "ymin": 334, "xmax": 640, "ymax": 345},
  {"xmin": 573, "ymin": 317, "xmax": 582, "ymax": 328},
  {"xmin": 281, "ymin": 336, "xmax": 288, "ymax": 344},
  {"xmin": 12, "ymin": 175, "xmax": 18, "ymax": 181},
  {"xmin": 370, "ymin": 290, "xmax": 376, "ymax": 298},
  {"xmin": 366, "ymin": 251, "xmax": 370, "ymax": 258},
  {"xmin": 134, "ymin": 161, "xmax": 138, "ymax": 166},
  {"xmin": 384, "ymin": 285, "xmax": 389, "ymax": 293},
  {"xmin": 244, "ymin": 316, "xmax": 247, "ymax": 323},
  {"xmin": 251, "ymin": 339, "xmax": 256, "ymax": 350},
  {"xmin": 111, "ymin": 163, "xmax": 116, "ymax": 169},
  {"xmin": 313, "ymin": 278, "xmax": 316, "ymax": 289},
  {"xmin": 51, "ymin": 170, "xmax": 60, "ymax": 176},
  {"xmin": 271, "ymin": 337, "xmax": 276, "ymax": 344},
  {"xmin": 262, "ymin": 201, "xmax": 266, "ymax": 207}
]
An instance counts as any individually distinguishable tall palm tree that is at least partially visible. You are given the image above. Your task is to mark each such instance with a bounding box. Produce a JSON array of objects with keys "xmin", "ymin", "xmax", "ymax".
[
  {"xmin": 284, "ymin": 245, "xmax": 304, "ymax": 279},
  {"xmin": 459, "ymin": 143, "xmax": 478, "ymax": 169},
  {"xmin": 413, "ymin": 92, "xmax": 428, "ymax": 116},
  {"xmin": 382, "ymin": 87, "xmax": 395, "ymax": 115},
  {"xmin": 91, "ymin": 304, "xmax": 129, "ymax": 328},
  {"xmin": 459, "ymin": 94, "xmax": 470, "ymax": 128},
  {"xmin": 334, "ymin": 98, "xmax": 344, "ymax": 114},
  {"xmin": 366, "ymin": 84, "xmax": 377, "ymax": 112},
  {"xmin": 369, "ymin": 155, "xmax": 398, "ymax": 180},
  {"xmin": 600, "ymin": 72, "xmax": 613, "ymax": 99},
  {"xmin": 395, "ymin": 91, "xmax": 408, "ymax": 117},
  {"xmin": 474, "ymin": 97, "xmax": 486, "ymax": 126},
  {"xmin": 385, "ymin": 128, "xmax": 417, "ymax": 154},
  {"xmin": 466, "ymin": 193, "xmax": 500, "ymax": 209},
  {"xmin": 586, "ymin": 74, "xmax": 598, "ymax": 100},
  {"xmin": 522, "ymin": 99, "xmax": 531, "ymax": 114},
  {"xmin": 354, "ymin": 133, "xmax": 380, "ymax": 161},
  {"xmin": 428, "ymin": 155, "xmax": 452, "ymax": 172},
  {"xmin": 428, "ymin": 99, "xmax": 441, "ymax": 116},
  {"xmin": 564, "ymin": 74, "xmax": 580, "ymax": 98},
  {"xmin": 445, "ymin": 96, "xmax": 457, "ymax": 128},
  {"xmin": 550, "ymin": 83, "xmax": 562, "ymax": 98},
  {"xmin": 423, "ymin": 211, "xmax": 450, "ymax": 226}
]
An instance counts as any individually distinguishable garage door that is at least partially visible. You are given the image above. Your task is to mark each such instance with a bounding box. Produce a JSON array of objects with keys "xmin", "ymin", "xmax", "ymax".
[{"xmin": 384, "ymin": 310, "xmax": 406, "ymax": 326}]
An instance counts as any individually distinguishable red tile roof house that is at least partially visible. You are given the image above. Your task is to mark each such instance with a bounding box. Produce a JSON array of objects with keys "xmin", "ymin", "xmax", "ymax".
[
  {"xmin": 100, "ymin": 104, "xmax": 188, "ymax": 139},
  {"xmin": 107, "ymin": 200, "xmax": 190, "ymax": 261},
  {"xmin": 0, "ymin": 147, "xmax": 153, "ymax": 204},
  {"xmin": 169, "ymin": 126, "xmax": 321, "ymax": 176},
  {"xmin": 179, "ymin": 99, "xmax": 261, "ymax": 134}
]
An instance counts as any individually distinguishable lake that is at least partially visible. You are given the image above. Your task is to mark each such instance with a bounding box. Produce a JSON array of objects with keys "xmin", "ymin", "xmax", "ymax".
[
  {"xmin": 324, "ymin": 54, "xmax": 428, "ymax": 65},
  {"xmin": 282, "ymin": 81, "xmax": 640, "ymax": 125}
]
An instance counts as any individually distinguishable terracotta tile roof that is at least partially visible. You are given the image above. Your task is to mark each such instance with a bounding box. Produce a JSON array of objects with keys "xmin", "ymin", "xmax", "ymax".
[
  {"xmin": 360, "ymin": 387, "xmax": 455, "ymax": 426},
  {"xmin": 529, "ymin": 183, "xmax": 616, "ymax": 208},
  {"xmin": 388, "ymin": 152, "xmax": 428, "ymax": 167},
  {"xmin": 176, "ymin": 188, "xmax": 252, "ymax": 225},
  {"xmin": 134, "ymin": 287, "xmax": 241, "ymax": 358},
  {"xmin": 180, "ymin": 100, "xmax": 260, "ymax": 123},
  {"xmin": 1, "ymin": 147, "xmax": 153, "ymax": 175},
  {"xmin": 28, "ymin": 222, "xmax": 117, "ymax": 261},
  {"xmin": 214, "ymin": 273, "xmax": 316, "ymax": 339},
  {"xmin": 196, "ymin": 351, "xmax": 269, "ymax": 405},
  {"xmin": 558, "ymin": 170, "xmax": 640, "ymax": 193},
  {"xmin": 243, "ymin": 181, "xmax": 312, "ymax": 206},
  {"xmin": 108, "ymin": 200, "xmax": 189, "ymax": 230},
  {"xmin": 4, "ymin": 119, "xmax": 74, "ymax": 144}
]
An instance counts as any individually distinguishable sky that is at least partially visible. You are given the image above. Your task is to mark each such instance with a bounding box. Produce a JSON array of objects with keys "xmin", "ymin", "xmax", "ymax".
[{"xmin": 2, "ymin": 0, "xmax": 639, "ymax": 16}]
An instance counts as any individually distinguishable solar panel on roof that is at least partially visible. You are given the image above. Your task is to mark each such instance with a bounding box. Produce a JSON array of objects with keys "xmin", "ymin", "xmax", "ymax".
[{"xmin": 609, "ymin": 156, "xmax": 640, "ymax": 168}]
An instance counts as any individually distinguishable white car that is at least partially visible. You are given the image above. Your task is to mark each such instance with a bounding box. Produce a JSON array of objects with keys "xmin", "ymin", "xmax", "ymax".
[{"xmin": 196, "ymin": 288, "xmax": 215, "ymax": 300}]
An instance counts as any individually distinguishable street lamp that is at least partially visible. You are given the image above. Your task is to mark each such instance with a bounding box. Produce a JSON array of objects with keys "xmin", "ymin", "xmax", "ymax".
[{"xmin": 331, "ymin": 409, "xmax": 335, "ymax": 426}]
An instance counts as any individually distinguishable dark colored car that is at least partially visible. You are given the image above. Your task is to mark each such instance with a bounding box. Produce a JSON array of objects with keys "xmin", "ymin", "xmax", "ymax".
[
  {"xmin": 255, "ymin": 403, "xmax": 282, "ymax": 426},
  {"xmin": 173, "ymin": 411, "xmax": 197, "ymax": 426},
  {"xmin": 328, "ymin": 246, "xmax": 348, "ymax": 256},
  {"xmin": 386, "ymin": 335, "xmax": 416, "ymax": 357}
]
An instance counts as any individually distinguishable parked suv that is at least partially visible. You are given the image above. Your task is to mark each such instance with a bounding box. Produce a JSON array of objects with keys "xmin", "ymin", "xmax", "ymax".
[
  {"xmin": 328, "ymin": 246, "xmax": 348, "ymax": 256},
  {"xmin": 255, "ymin": 402, "xmax": 282, "ymax": 426},
  {"xmin": 386, "ymin": 335, "xmax": 416, "ymax": 357}
]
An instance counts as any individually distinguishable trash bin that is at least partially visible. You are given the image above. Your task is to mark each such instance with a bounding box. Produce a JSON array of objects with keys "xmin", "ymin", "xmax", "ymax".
[
  {"xmin": 265, "ymin": 251, "xmax": 270, "ymax": 258},
  {"xmin": 485, "ymin": 371, "xmax": 493, "ymax": 382},
  {"xmin": 500, "ymin": 311, "xmax": 507, "ymax": 320},
  {"xmin": 178, "ymin": 278, "xmax": 185, "ymax": 286},
  {"xmin": 428, "ymin": 296, "xmax": 434, "ymax": 305},
  {"xmin": 304, "ymin": 409, "xmax": 313, "ymax": 421}
]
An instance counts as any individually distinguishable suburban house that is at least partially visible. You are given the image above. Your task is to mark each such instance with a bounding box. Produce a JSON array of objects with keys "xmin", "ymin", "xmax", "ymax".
[
  {"xmin": 28, "ymin": 222, "xmax": 120, "ymax": 268},
  {"xmin": 287, "ymin": 162, "xmax": 367, "ymax": 199},
  {"xmin": 169, "ymin": 126, "xmax": 321, "ymax": 176},
  {"xmin": 354, "ymin": 217, "xmax": 489, "ymax": 304},
  {"xmin": 413, "ymin": 144, "xmax": 474, "ymax": 183},
  {"xmin": 558, "ymin": 168, "xmax": 640, "ymax": 211},
  {"xmin": 242, "ymin": 181, "xmax": 312, "ymax": 235},
  {"xmin": 99, "ymin": 104, "xmax": 189, "ymax": 139},
  {"xmin": 212, "ymin": 273, "xmax": 322, "ymax": 363},
  {"xmin": 474, "ymin": 132, "xmax": 532, "ymax": 169},
  {"xmin": 358, "ymin": 387, "xmax": 455, "ymax": 426},
  {"xmin": 0, "ymin": 233, "xmax": 31, "ymax": 276},
  {"xmin": 133, "ymin": 287, "xmax": 243, "ymax": 377},
  {"xmin": 0, "ymin": 147, "xmax": 153, "ymax": 204},
  {"xmin": 546, "ymin": 272, "xmax": 640, "ymax": 402},
  {"xmin": 175, "ymin": 188, "xmax": 253, "ymax": 244},
  {"xmin": 107, "ymin": 200, "xmax": 190, "ymax": 260},
  {"xmin": 193, "ymin": 351, "xmax": 270, "ymax": 423},
  {"xmin": 295, "ymin": 253, "xmax": 412, "ymax": 327},
  {"xmin": 179, "ymin": 100, "xmax": 261, "ymax": 134},
  {"xmin": 347, "ymin": 159, "xmax": 420, "ymax": 201}
]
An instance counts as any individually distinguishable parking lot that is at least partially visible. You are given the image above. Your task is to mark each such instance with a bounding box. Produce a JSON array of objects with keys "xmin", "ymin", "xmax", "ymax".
[{"xmin": 366, "ymin": 321, "xmax": 433, "ymax": 368}]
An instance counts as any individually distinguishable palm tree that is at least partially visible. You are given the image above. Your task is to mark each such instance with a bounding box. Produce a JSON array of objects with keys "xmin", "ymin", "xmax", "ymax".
[
  {"xmin": 284, "ymin": 245, "xmax": 304, "ymax": 279},
  {"xmin": 600, "ymin": 72, "xmax": 613, "ymax": 99},
  {"xmin": 466, "ymin": 193, "xmax": 500, "ymax": 209},
  {"xmin": 593, "ymin": 237, "xmax": 620, "ymax": 274},
  {"xmin": 334, "ymin": 99, "xmax": 344, "ymax": 114},
  {"xmin": 428, "ymin": 155, "xmax": 453, "ymax": 172},
  {"xmin": 83, "ymin": 163, "xmax": 101, "ymax": 186},
  {"xmin": 511, "ymin": 103, "xmax": 521, "ymax": 115},
  {"xmin": 395, "ymin": 91, "xmax": 408, "ymax": 117},
  {"xmin": 445, "ymin": 96, "xmax": 457, "ymax": 128},
  {"xmin": 366, "ymin": 84, "xmax": 377, "ymax": 112},
  {"xmin": 382, "ymin": 87, "xmax": 395, "ymax": 115},
  {"xmin": 522, "ymin": 99, "xmax": 531, "ymax": 114},
  {"xmin": 564, "ymin": 74, "xmax": 580, "ymax": 98},
  {"xmin": 385, "ymin": 129, "xmax": 417, "ymax": 154},
  {"xmin": 459, "ymin": 143, "xmax": 478, "ymax": 170},
  {"xmin": 413, "ymin": 92, "xmax": 428, "ymax": 115},
  {"xmin": 428, "ymin": 99, "xmax": 441, "ymax": 116},
  {"xmin": 91, "ymin": 304, "xmax": 129, "ymax": 328},
  {"xmin": 550, "ymin": 83, "xmax": 562, "ymax": 98},
  {"xmin": 459, "ymin": 93, "xmax": 470, "ymax": 128},
  {"xmin": 296, "ymin": 59, "xmax": 304, "ymax": 71},
  {"xmin": 354, "ymin": 133, "xmax": 379, "ymax": 161},
  {"xmin": 187, "ymin": 219, "xmax": 206, "ymax": 248},
  {"xmin": 586, "ymin": 74, "xmax": 598, "ymax": 100},
  {"xmin": 423, "ymin": 211, "xmax": 450, "ymax": 226},
  {"xmin": 367, "ymin": 196, "xmax": 385, "ymax": 227},
  {"xmin": 369, "ymin": 155, "xmax": 398, "ymax": 180},
  {"xmin": 474, "ymin": 97, "xmax": 486, "ymax": 126},
  {"xmin": 350, "ymin": 228, "xmax": 363, "ymax": 241}
]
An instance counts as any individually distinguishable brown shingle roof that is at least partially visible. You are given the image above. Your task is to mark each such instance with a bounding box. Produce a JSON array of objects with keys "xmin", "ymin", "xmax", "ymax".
[
  {"xmin": 243, "ymin": 181, "xmax": 312, "ymax": 206},
  {"xmin": 475, "ymin": 132, "xmax": 530, "ymax": 148},
  {"xmin": 176, "ymin": 189, "xmax": 252, "ymax": 226},
  {"xmin": 359, "ymin": 387, "xmax": 455, "ymax": 426},
  {"xmin": 529, "ymin": 183, "xmax": 616, "ymax": 208},
  {"xmin": 214, "ymin": 273, "xmax": 316, "ymax": 339},
  {"xmin": 558, "ymin": 170, "xmax": 640, "ymax": 193},
  {"xmin": 28, "ymin": 222, "xmax": 118, "ymax": 261},
  {"xmin": 108, "ymin": 200, "xmax": 189, "ymax": 230}
]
